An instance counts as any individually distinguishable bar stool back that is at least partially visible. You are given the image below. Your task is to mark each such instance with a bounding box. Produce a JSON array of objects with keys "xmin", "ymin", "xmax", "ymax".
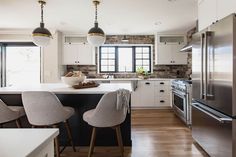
[
  {"xmin": 22, "ymin": 91, "xmax": 76, "ymax": 157},
  {"xmin": 0, "ymin": 99, "xmax": 25, "ymax": 128},
  {"xmin": 83, "ymin": 91, "xmax": 129, "ymax": 157}
]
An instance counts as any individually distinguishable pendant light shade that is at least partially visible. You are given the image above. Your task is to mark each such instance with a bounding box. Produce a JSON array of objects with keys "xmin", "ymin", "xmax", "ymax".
[
  {"xmin": 87, "ymin": 0, "xmax": 105, "ymax": 47},
  {"xmin": 32, "ymin": 0, "xmax": 52, "ymax": 47}
]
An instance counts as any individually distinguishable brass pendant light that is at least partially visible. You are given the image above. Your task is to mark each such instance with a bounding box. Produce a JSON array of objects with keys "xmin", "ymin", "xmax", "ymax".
[
  {"xmin": 87, "ymin": 0, "xmax": 106, "ymax": 47},
  {"xmin": 32, "ymin": 0, "xmax": 52, "ymax": 47}
]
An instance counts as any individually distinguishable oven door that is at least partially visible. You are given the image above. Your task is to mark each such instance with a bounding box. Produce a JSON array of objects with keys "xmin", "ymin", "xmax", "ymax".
[{"xmin": 172, "ymin": 89, "xmax": 187, "ymax": 123}]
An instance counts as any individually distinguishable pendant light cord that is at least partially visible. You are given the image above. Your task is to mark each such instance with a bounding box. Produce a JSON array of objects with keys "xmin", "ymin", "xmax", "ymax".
[
  {"xmin": 95, "ymin": 2, "xmax": 98, "ymax": 23},
  {"xmin": 41, "ymin": 2, "xmax": 44, "ymax": 23}
]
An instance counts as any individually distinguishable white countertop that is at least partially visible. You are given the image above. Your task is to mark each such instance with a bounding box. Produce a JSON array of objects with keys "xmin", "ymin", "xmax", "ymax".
[
  {"xmin": 86, "ymin": 78, "xmax": 174, "ymax": 81},
  {"xmin": 0, "ymin": 83, "xmax": 132, "ymax": 94},
  {"xmin": 0, "ymin": 129, "xmax": 59, "ymax": 157}
]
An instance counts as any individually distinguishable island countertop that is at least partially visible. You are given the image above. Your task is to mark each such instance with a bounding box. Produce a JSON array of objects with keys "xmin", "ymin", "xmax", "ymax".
[
  {"xmin": 0, "ymin": 83, "xmax": 132, "ymax": 94},
  {"xmin": 0, "ymin": 129, "xmax": 59, "ymax": 157}
]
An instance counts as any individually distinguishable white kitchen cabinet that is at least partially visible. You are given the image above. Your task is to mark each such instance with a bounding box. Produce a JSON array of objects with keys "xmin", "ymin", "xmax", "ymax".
[
  {"xmin": 217, "ymin": 0, "xmax": 236, "ymax": 20},
  {"xmin": 62, "ymin": 43, "xmax": 95, "ymax": 65},
  {"xmin": 131, "ymin": 80, "xmax": 171, "ymax": 108},
  {"xmin": 156, "ymin": 43, "xmax": 187, "ymax": 65},
  {"xmin": 198, "ymin": 0, "xmax": 236, "ymax": 31},
  {"xmin": 198, "ymin": 0, "xmax": 217, "ymax": 31},
  {"xmin": 131, "ymin": 80, "xmax": 155, "ymax": 107},
  {"xmin": 154, "ymin": 81, "xmax": 171, "ymax": 107}
]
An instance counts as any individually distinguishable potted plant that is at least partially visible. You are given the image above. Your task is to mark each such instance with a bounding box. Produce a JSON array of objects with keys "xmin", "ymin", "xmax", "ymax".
[{"xmin": 136, "ymin": 67, "xmax": 149, "ymax": 79}]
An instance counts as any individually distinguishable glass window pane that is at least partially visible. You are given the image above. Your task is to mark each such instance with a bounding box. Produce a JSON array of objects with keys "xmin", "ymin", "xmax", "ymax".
[
  {"xmin": 108, "ymin": 60, "xmax": 115, "ymax": 65},
  {"xmin": 101, "ymin": 53, "xmax": 108, "ymax": 59},
  {"xmin": 108, "ymin": 66, "xmax": 115, "ymax": 71},
  {"xmin": 6, "ymin": 46, "xmax": 40, "ymax": 87},
  {"xmin": 136, "ymin": 47, "xmax": 142, "ymax": 53},
  {"xmin": 143, "ymin": 53, "xmax": 149, "ymax": 59},
  {"xmin": 118, "ymin": 48, "xmax": 133, "ymax": 72},
  {"xmin": 143, "ymin": 60, "xmax": 149, "ymax": 65},
  {"xmin": 136, "ymin": 53, "xmax": 142, "ymax": 58},
  {"xmin": 101, "ymin": 60, "xmax": 107, "ymax": 65},
  {"xmin": 108, "ymin": 47, "xmax": 115, "ymax": 52},
  {"xmin": 108, "ymin": 53, "xmax": 115, "ymax": 58},
  {"xmin": 136, "ymin": 60, "xmax": 142, "ymax": 65},
  {"xmin": 143, "ymin": 47, "xmax": 149, "ymax": 53},
  {"xmin": 101, "ymin": 47, "xmax": 108, "ymax": 53},
  {"xmin": 101, "ymin": 66, "xmax": 108, "ymax": 72},
  {"xmin": 143, "ymin": 66, "xmax": 149, "ymax": 71}
]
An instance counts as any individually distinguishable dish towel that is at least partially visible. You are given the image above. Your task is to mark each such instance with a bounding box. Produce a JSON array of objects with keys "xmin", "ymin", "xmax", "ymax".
[{"xmin": 116, "ymin": 89, "xmax": 130, "ymax": 114}]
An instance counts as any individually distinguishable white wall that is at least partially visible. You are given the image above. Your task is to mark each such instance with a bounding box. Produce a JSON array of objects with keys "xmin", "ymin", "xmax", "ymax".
[
  {"xmin": 0, "ymin": 30, "xmax": 65, "ymax": 83},
  {"xmin": 41, "ymin": 31, "xmax": 65, "ymax": 83}
]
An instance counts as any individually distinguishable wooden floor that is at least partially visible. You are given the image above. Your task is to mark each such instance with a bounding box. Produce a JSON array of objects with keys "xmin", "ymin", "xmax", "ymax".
[{"xmin": 61, "ymin": 109, "xmax": 208, "ymax": 157}]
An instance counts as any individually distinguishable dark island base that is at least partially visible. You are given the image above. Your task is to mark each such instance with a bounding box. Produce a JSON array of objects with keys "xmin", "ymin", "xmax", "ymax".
[{"xmin": 0, "ymin": 94, "xmax": 132, "ymax": 146}]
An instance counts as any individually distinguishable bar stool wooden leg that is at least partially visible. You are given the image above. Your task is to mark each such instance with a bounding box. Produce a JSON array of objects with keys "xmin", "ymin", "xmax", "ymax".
[
  {"xmin": 53, "ymin": 125, "xmax": 60, "ymax": 157},
  {"xmin": 15, "ymin": 119, "xmax": 21, "ymax": 128},
  {"xmin": 115, "ymin": 125, "xmax": 124, "ymax": 157},
  {"xmin": 88, "ymin": 127, "xmax": 97, "ymax": 157},
  {"xmin": 64, "ymin": 120, "xmax": 76, "ymax": 152}
]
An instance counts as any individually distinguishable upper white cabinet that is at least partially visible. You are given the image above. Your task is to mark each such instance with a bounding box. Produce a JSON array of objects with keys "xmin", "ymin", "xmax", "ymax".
[
  {"xmin": 198, "ymin": 0, "xmax": 236, "ymax": 31},
  {"xmin": 217, "ymin": 0, "xmax": 236, "ymax": 20},
  {"xmin": 62, "ymin": 36, "xmax": 95, "ymax": 65},
  {"xmin": 155, "ymin": 35, "xmax": 187, "ymax": 65},
  {"xmin": 198, "ymin": 0, "xmax": 217, "ymax": 31}
]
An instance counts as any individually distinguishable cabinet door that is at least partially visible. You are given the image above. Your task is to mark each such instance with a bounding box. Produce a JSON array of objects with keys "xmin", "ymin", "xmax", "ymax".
[
  {"xmin": 131, "ymin": 81, "xmax": 142, "ymax": 107},
  {"xmin": 156, "ymin": 44, "xmax": 172, "ymax": 65},
  {"xmin": 217, "ymin": 0, "xmax": 236, "ymax": 20},
  {"xmin": 63, "ymin": 44, "xmax": 79, "ymax": 65},
  {"xmin": 198, "ymin": 0, "xmax": 217, "ymax": 31},
  {"xmin": 171, "ymin": 44, "xmax": 188, "ymax": 65},
  {"xmin": 77, "ymin": 43, "xmax": 94, "ymax": 65},
  {"xmin": 140, "ymin": 81, "xmax": 155, "ymax": 107}
]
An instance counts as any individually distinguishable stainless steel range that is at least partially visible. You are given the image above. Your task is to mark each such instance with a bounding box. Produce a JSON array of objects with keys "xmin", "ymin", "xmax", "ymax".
[{"xmin": 171, "ymin": 80, "xmax": 192, "ymax": 126}]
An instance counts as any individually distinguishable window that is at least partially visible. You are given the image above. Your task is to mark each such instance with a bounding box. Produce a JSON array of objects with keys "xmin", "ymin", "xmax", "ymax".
[
  {"xmin": 99, "ymin": 46, "xmax": 151, "ymax": 73},
  {"xmin": 0, "ymin": 43, "xmax": 41, "ymax": 87}
]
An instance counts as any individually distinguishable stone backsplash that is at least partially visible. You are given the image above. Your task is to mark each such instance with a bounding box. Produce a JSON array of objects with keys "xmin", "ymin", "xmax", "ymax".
[{"xmin": 66, "ymin": 35, "xmax": 193, "ymax": 79}]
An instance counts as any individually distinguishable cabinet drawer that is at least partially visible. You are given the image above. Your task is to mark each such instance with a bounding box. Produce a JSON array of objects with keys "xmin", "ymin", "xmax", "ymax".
[
  {"xmin": 155, "ymin": 97, "xmax": 170, "ymax": 106},
  {"xmin": 155, "ymin": 90, "xmax": 170, "ymax": 98},
  {"xmin": 155, "ymin": 80, "xmax": 170, "ymax": 86}
]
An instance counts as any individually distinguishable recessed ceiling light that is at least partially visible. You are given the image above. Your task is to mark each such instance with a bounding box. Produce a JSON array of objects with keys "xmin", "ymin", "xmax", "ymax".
[
  {"xmin": 168, "ymin": 0, "xmax": 176, "ymax": 2},
  {"xmin": 154, "ymin": 21, "xmax": 162, "ymax": 26}
]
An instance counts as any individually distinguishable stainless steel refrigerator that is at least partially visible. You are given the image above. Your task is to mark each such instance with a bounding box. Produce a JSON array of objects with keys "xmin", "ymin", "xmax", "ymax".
[{"xmin": 192, "ymin": 14, "xmax": 236, "ymax": 157}]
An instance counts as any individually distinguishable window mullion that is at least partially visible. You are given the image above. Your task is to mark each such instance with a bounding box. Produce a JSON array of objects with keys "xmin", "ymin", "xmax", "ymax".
[
  {"xmin": 115, "ymin": 46, "xmax": 118, "ymax": 73},
  {"xmin": 133, "ymin": 46, "xmax": 136, "ymax": 72}
]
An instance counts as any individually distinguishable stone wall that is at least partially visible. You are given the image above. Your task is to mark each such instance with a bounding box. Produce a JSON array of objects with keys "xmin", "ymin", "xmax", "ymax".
[{"xmin": 66, "ymin": 34, "xmax": 193, "ymax": 78}]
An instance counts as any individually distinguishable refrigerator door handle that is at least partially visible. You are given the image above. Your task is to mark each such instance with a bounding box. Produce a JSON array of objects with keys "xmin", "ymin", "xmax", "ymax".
[
  {"xmin": 192, "ymin": 103, "xmax": 232, "ymax": 123},
  {"xmin": 200, "ymin": 33, "xmax": 205, "ymax": 99},
  {"xmin": 205, "ymin": 31, "xmax": 214, "ymax": 99}
]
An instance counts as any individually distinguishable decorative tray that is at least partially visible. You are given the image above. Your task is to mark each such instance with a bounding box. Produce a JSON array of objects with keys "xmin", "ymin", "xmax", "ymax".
[{"xmin": 72, "ymin": 82, "xmax": 100, "ymax": 89}]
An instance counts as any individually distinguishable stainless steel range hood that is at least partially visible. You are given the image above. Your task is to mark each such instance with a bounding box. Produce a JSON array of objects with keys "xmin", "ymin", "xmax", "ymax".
[{"xmin": 180, "ymin": 42, "xmax": 192, "ymax": 52}]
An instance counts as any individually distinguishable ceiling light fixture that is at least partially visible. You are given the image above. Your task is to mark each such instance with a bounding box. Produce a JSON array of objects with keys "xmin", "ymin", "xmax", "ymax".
[
  {"xmin": 121, "ymin": 35, "xmax": 129, "ymax": 42},
  {"xmin": 32, "ymin": 0, "xmax": 52, "ymax": 47},
  {"xmin": 87, "ymin": 0, "xmax": 106, "ymax": 47}
]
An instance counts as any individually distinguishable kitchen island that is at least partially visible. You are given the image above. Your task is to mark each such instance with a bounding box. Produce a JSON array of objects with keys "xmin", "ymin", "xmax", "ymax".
[{"xmin": 0, "ymin": 83, "xmax": 132, "ymax": 146}]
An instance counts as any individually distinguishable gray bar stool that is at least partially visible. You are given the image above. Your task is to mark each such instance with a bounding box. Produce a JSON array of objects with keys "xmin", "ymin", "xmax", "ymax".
[
  {"xmin": 83, "ymin": 91, "xmax": 129, "ymax": 157},
  {"xmin": 0, "ymin": 99, "xmax": 25, "ymax": 128},
  {"xmin": 22, "ymin": 91, "xmax": 76, "ymax": 157}
]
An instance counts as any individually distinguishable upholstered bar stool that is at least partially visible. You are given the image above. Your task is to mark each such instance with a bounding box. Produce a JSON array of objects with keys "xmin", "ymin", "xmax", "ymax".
[
  {"xmin": 22, "ymin": 91, "xmax": 76, "ymax": 157},
  {"xmin": 83, "ymin": 91, "xmax": 130, "ymax": 157},
  {"xmin": 0, "ymin": 99, "xmax": 25, "ymax": 128}
]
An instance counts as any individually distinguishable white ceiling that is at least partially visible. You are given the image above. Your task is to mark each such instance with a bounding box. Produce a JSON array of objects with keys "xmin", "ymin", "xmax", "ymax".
[{"xmin": 0, "ymin": 0, "xmax": 197, "ymax": 35}]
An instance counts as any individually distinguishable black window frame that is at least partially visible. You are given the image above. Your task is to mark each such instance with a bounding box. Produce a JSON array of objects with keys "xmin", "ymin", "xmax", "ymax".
[{"xmin": 99, "ymin": 45, "xmax": 151, "ymax": 73}]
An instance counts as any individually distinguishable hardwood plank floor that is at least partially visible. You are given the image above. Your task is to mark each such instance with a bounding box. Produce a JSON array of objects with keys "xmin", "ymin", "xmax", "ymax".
[{"xmin": 61, "ymin": 109, "xmax": 208, "ymax": 157}]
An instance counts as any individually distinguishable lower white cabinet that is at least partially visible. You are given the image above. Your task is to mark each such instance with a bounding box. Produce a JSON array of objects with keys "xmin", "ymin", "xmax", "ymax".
[{"xmin": 131, "ymin": 80, "xmax": 171, "ymax": 108}]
